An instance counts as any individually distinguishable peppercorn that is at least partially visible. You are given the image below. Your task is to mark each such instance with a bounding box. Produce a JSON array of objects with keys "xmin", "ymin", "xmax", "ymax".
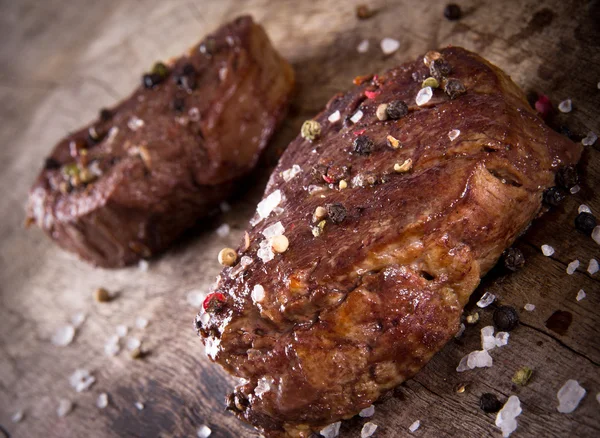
[
  {"xmin": 87, "ymin": 126, "xmax": 106, "ymax": 144},
  {"xmin": 218, "ymin": 248, "xmax": 237, "ymax": 266},
  {"xmin": 142, "ymin": 72, "xmax": 163, "ymax": 89},
  {"xmin": 376, "ymin": 103, "xmax": 389, "ymax": 121},
  {"xmin": 479, "ymin": 393, "xmax": 502, "ymax": 413},
  {"xmin": 503, "ymin": 248, "xmax": 525, "ymax": 272},
  {"xmin": 444, "ymin": 4, "xmax": 462, "ymax": 20},
  {"xmin": 444, "ymin": 78, "xmax": 466, "ymax": 99},
  {"xmin": 172, "ymin": 96, "xmax": 186, "ymax": 112},
  {"xmin": 512, "ymin": 366, "xmax": 533, "ymax": 386},
  {"xmin": 175, "ymin": 65, "xmax": 197, "ymax": 91},
  {"xmin": 542, "ymin": 187, "xmax": 565, "ymax": 207},
  {"xmin": 574, "ymin": 212, "xmax": 597, "ymax": 235},
  {"xmin": 326, "ymin": 203, "xmax": 347, "ymax": 224},
  {"xmin": 493, "ymin": 306, "xmax": 519, "ymax": 331},
  {"xmin": 430, "ymin": 58, "xmax": 452, "ymax": 80},
  {"xmin": 44, "ymin": 157, "xmax": 61, "ymax": 170},
  {"xmin": 301, "ymin": 120, "xmax": 321, "ymax": 142},
  {"xmin": 326, "ymin": 165, "xmax": 349, "ymax": 183},
  {"xmin": 151, "ymin": 62, "xmax": 170, "ymax": 79},
  {"xmin": 386, "ymin": 135, "xmax": 401, "ymax": 149},
  {"xmin": 421, "ymin": 77, "xmax": 439, "ymax": 89},
  {"xmin": 353, "ymin": 135, "xmax": 374, "ymax": 155},
  {"xmin": 356, "ymin": 4, "xmax": 375, "ymax": 19},
  {"xmin": 203, "ymin": 292, "xmax": 227, "ymax": 312},
  {"xmin": 466, "ymin": 312, "xmax": 479, "ymax": 324},
  {"xmin": 99, "ymin": 108, "xmax": 112, "ymax": 122},
  {"xmin": 94, "ymin": 287, "xmax": 111, "ymax": 303},
  {"xmin": 386, "ymin": 100, "xmax": 409, "ymax": 120},
  {"xmin": 199, "ymin": 37, "xmax": 217, "ymax": 55},
  {"xmin": 555, "ymin": 165, "xmax": 578, "ymax": 189}
]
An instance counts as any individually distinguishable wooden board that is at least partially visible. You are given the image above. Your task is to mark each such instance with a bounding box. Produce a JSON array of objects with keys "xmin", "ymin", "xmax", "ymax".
[{"xmin": 1, "ymin": 0, "xmax": 599, "ymax": 437}]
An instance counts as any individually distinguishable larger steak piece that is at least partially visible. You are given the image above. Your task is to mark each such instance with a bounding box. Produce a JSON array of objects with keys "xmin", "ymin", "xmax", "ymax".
[
  {"xmin": 26, "ymin": 16, "xmax": 294, "ymax": 268},
  {"xmin": 195, "ymin": 47, "xmax": 581, "ymax": 437}
]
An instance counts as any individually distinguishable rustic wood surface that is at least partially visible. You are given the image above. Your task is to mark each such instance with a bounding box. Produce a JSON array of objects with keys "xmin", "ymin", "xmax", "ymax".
[{"xmin": 0, "ymin": 0, "xmax": 599, "ymax": 437}]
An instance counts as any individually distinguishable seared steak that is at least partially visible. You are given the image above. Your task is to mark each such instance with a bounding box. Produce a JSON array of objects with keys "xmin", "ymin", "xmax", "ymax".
[
  {"xmin": 195, "ymin": 47, "xmax": 581, "ymax": 437},
  {"xmin": 26, "ymin": 16, "xmax": 294, "ymax": 268}
]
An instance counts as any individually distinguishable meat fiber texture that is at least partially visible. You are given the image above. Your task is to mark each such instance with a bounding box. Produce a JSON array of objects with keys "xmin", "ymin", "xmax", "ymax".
[
  {"xmin": 196, "ymin": 47, "xmax": 581, "ymax": 437},
  {"xmin": 26, "ymin": 16, "xmax": 294, "ymax": 268}
]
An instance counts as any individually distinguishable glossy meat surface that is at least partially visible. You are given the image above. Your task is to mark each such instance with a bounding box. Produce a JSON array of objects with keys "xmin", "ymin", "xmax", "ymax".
[
  {"xmin": 26, "ymin": 16, "xmax": 294, "ymax": 268},
  {"xmin": 196, "ymin": 47, "xmax": 581, "ymax": 437}
]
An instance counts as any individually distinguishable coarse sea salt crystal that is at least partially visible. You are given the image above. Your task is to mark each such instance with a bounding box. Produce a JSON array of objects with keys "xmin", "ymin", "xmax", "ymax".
[
  {"xmin": 52, "ymin": 325, "xmax": 75, "ymax": 346},
  {"xmin": 582, "ymin": 131, "xmax": 598, "ymax": 146},
  {"xmin": 320, "ymin": 421, "xmax": 341, "ymax": 438},
  {"xmin": 187, "ymin": 290, "xmax": 206, "ymax": 307},
  {"xmin": 105, "ymin": 335, "xmax": 120, "ymax": 356},
  {"xmin": 135, "ymin": 402, "xmax": 144, "ymax": 411},
  {"xmin": 448, "ymin": 129, "xmax": 460, "ymax": 141},
  {"xmin": 593, "ymin": 226, "xmax": 600, "ymax": 245},
  {"xmin": 576, "ymin": 289, "xmax": 586, "ymax": 301},
  {"xmin": 11, "ymin": 410, "xmax": 24, "ymax": 423},
  {"xmin": 216, "ymin": 223, "xmax": 230, "ymax": 237},
  {"xmin": 136, "ymin": 316, "xmax": 149, "ymax": 329},
  {"xmin": 588, "ymin": 258, "xmax": 599, "ymax": 275},
  {"xmin": 116, "ymin": 325, "xmax": 128, "ymax": 338},
  {"xmin": 328, "ymin": 110, "xmax": 341, "ymax": 123},
  {"xmin": 495, "ymin": 395, "xmax": 521, "ymax": 437},
  {"xmin": 282, "ymin": 164, "xmax": 302, "ymax": 182},
  {"xmin": 409, "ymin": 420, "xmax": 421, "ymax": 432},
  {"xmin": 255, "ymin": 376, "xmax": 274, "ymax": 397},
  {"xmin": 220, "ymin": 201, "xmax": 231, "ymax": 213},
  {"xmin": 361, "ymin": 422, "xmax": 378, "ymax": 438},
  {"xmin": 541, "ymin": 244, "xmax": 555, "ymax": 256},
  {"xmin": 257, "ymin": 239, "xmax": 275, "ymax": 263},
  {"xmin": 57, "ymin": 399, "xmax": 73, "ymax": 417},
  {"xmin": 467, "ymin": 350, "xmax": 493, "ymax": 369},
  {"xmin": 455, "ymin": 323, "xmax": 466, "ymax": 338},
  {"xmin": 252, "ymin": 284, "xmax": 265, "ymax": 303},
  {"xmin": 416, "ymin": 86, "xmax": 433, "ymax": 106},
  {"xmin": 380, "ymin": 37, "xmax": 400, "ymax": 55},
  {"xmin": 477, "ymin": 292, "xmax": 496, "ymax": 308},
  {"xmin": 262, "ymin": 221, "xmax": 285, "ymax": 239},
  {"xmin": 127, "ymin": 337, "xmax": 141, "ymax": 351},
  {"xmin": 97, "ymin": 393, "xmax": 109, "ymax": 409},
  {"xmin": 495, "ymin": 332, "xmax": 509, "ymax": 347},
  {"xmin": 197, "ymin": 425, "xmax": 212, "ymax": 438},
  {"xmin": 71, "ymin": 312, "xmax": 86, "ymax": 328},
  {"xmin": 189, "ymin": 107, "xmax": 200, "ymax": 122},
  {"xmin": 481, "ymin": 326, "xmax": 496, "ymax": 350},
  {"xmin": 557, "ymin": 379, "xmax": 586, "ymax": 413},
  {"xmin": 350, "ymin": 110, "xmax": 364, "ymax": 124},
  {"xmin": 570, "ymin": 185, "xmax": 581, "ymax": 194},
  {"xmin": 357, "ymin": 39, "xmax": 369, "ymax": 53},
  {"xmin": 524, "ymin": 303, "xmax": 536, "ymax": 312},
  {"xmin": 256, "ymin": 190, "xmax": 282, "ymax": 222},
  {"xmin": 138, "ymin": 259, "xmax": 149, "ymax": 272},
  {"xmin": 69, "ymin": 369, "xmax": 96, "ymax": 392},
  {"xmin": 456, "ymin": 354, "xmax": 471, "ymax": 372},
  {"xmin": 566, "ymin": 260, "xmax": 579, "ymax": 275},
  {"xmin": 558, "ymin": 99, "xmax": 572, "ymax": 113},
  {"xmin": 579, "ymin": 204, "xmax": 591, "ymax": 214},
  {"xmin": 359, "ymin": 405, "xmax": 375, "ymax": 417},
  {"xmin": 127, "ymin": 116, "xmax": 144, "ymax": 131}
]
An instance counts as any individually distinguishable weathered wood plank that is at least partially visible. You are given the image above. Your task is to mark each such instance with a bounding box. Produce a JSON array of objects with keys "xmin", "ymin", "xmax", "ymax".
[{"xmin": 0, "ymin": 0, "xmax": 598, "ymax": 437}]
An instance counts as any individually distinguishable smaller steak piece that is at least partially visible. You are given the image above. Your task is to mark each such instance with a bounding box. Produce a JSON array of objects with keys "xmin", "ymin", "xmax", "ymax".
[{"xmin": 26, "ymin": 16, "xmax": 294, "ymax": 268}]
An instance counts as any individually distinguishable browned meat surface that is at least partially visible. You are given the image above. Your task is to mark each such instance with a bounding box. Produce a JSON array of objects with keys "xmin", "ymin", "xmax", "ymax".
[
  {"xmin": 195, "ymin": 47, "xmax": 581, "ymax": 437},
  {"xmin": 26, "ymin": 16, "xmax": 294, "ymax": 268}
]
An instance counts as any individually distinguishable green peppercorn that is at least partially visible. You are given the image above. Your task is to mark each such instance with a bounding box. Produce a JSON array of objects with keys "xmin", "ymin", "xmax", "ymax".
[
  {"xmin": 151, "ymin": 62, "xmax": 170, "ymax": 79},
  {"xmin": 301, "ymin": 120, "xmax": 321, "ymax": 142},
  {"xmin": 62, "ymin": 163, "xmax": 80, "ymax": 177},
  {"xmin": 421, "ymin": 77, "xmax": 439, "ymax": 88},
  {"xmin": 512, "ymin": 366, "xmax": 533, "ymax": 386}
]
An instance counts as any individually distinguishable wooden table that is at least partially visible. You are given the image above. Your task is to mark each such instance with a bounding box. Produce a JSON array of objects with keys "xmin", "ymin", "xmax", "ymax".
[{"xmin": 1, "ymin": 0, "xmax": 598, "ymax": 437}]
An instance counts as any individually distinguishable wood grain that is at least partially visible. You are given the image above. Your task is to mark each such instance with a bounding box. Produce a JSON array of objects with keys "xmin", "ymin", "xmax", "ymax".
[{"xmin": 0, "ymin": 0, "xmax": 599, "ymax": 437}]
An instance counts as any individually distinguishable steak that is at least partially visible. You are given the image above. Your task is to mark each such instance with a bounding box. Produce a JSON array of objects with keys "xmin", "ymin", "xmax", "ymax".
[
  {"xmin": 26, "ymin": 16, "xmax": 294, "ymax": 268},
  {"xmin": 195, "ymin": 47, "xmax": 581, "ymax": 437}
]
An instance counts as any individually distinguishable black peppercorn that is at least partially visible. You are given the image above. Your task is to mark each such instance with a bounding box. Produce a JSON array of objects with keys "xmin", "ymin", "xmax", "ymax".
[
  {"xmin": 353, "ymin": 135, "xmax": 374, "ymax": 155},
  {"xmin": 542, "ymin": 187, "xmax": 565, "ymax": 207},
  {"xmin": 493, "ymin": 306, "xmax": 519, "ymax": 332},
  {"xmin": 386, "ymin": 100, "xmax": 409, "ymax": 120},
  {"xmin": 503, "ymin": 248, "xmax": 525, "ymax": 272},
  {"xmin": 430, "ymin": 58, "xmax": 452, "ymax": 80},
  {"xmin": 44, "ymin": 157, "xmax": 61, "ymax": 170},
  {"xmin": 444, "ymin": 4, "xmax": 462, "ymax": 20},
  {"xmin": 444, "ymin": 78, "xmax": 466, "ymax": 99},
  {"xmin": 555, "ymin": 165, "xmax": 578, "ymax": 189},
  {"xmin": 142, "ymin": 73, "xmax": 163, "ymax": 89},
  {"xmin": 326, "ymin": 203, "xmax": 347, "ymax": 224},
  {"xmin": 172, "ymin": 96, "xmax": 186, "ymax": 113},
  {"xmin": 574, "ymin": 212, "xmax": 597, "ymax": 235},
  {"xmin": 479, "ymin": 393, "xmax": 502, "ymax": 413},
  {"xmin": 99, "ymin": 108, "xmax": 112, "ymax": 122},
  {"xmin": 175, "ymin": 63, "xmax": 197, "ymax": 91}
]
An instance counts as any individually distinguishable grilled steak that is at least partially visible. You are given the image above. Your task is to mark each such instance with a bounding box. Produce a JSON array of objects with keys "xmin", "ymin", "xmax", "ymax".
[
  {"xmin": 26, "ymin": 16, "xmax": 294, "ymax": 268},
  {"xmin": 195, "ymin": 47, "xmax": 581, "ymax": 437}
]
